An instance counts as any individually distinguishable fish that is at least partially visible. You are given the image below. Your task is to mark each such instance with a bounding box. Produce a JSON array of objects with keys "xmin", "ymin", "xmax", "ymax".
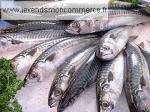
[
  {"xmin": 138, "ymin": 42, "xmax": 150, "ymax": 72},
  {"xmin": 0, "ymin": 21, "xmax": 67, "ymax": 34},
  {"xmin": 66, "ymin": 9, "xmax": 150, "ymax": 34},
  {"xmin": 24, "ymin": 36, "xmax": 99, "ymax": 85},
  {"xmin": 96, "ymin": 53, "xmax": 124, "ymax": 112},
  {"xmin": 108, "ymin": 1, "xmax": 142, "ymax": 9},
  {"xmin": 124, "ymin": 42, "xmax": 150, "ymax": 112},
  {"xmin": 0, "ymin": 29, "xmax": 69, "ymax": 45},
  {"xmin": 96, "ymin": 27, "xmax": 131, "ymax": 60},
  {"xmin": 11, "ymin": 38, "xmax": 67, "ymax": 80},
  {"xmin": 57, "ymin": 56, "xmax": 101, "ymax": 112},
  {"xmin": 48, "ymin": 45, "xmax": 97, "ymax": 108}
]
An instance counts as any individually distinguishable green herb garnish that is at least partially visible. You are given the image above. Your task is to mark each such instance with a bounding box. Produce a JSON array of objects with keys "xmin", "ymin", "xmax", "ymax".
[{"xmin": 0, "ymin": 58, "xmax": 23, "ymax": 112}]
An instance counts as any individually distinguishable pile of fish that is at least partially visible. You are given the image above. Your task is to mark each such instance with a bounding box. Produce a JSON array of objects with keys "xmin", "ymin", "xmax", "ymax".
[{"xmin": 0, "ymin": 1, "xmax": 150, "ymax": 112}]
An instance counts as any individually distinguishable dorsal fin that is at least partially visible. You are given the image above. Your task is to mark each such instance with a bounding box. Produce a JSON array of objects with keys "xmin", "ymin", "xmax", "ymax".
[
  {"xmin": 128, "ymin": 36, "xmax": 138, "ymax": 42},
  {"xmin": 140, "ymin": 75, "xmax": 146, "ymax": 87},
  {"xmin": 139, "ymin": 42, "xmax": 145, "ymax": 49},
  {"xmin": 108, "ymin": 71, "xmax": 113, "ymax": 82},
  {"xmin": 46, "ymin": 53, "xmax": 56, "ymax": 61},
  {"xmin": 28, "ymin": 49, "xmax": 37, "ymax": 56},
  {"xmin": 11, "ymin": 39, "xmax": 23, "ymax": 44}
]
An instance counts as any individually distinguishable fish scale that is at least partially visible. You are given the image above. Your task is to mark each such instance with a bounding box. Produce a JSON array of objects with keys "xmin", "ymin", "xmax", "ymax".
[
  {"xmin": 12, "ymin": 38, "xmax": 67, "ymax": 59},
  {"xmin": 1, "ymin": 29, "xmax": 69, "ymax": 43},
  {"xmin": 33, "ymin": 37, "xmax": 96, "ymax": 64},
  {"xmin": 124, "ymin": 42, "xmax": 150, "ymax": 112},
  {"xmin": 48, "ymin": 45, "xmax": 97, "ymax": 108},
  {"xmin": 57, "ymin": 56, "xmax": 101, "ymax": 112},
  {"xmin": 0, "ymin": 21, "xmax": 67, "ymax": 34}
]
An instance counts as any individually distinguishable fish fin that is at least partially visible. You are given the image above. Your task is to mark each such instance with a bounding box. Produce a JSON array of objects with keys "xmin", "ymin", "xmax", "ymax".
[
  {"xmin": 140, "ymin": 75, "xmax": 146, "ymax": 87},
  {"xmin": 46, "ymin": 53, "xmax": 56, "ymax": 61},
  {"xmin": 128, "ymin": 36, "xmax": 138, "ymax": 42},
  {"xmin": 28, "ymin": 49, "xmax": 37, "ymax": 56},
  {"xmin": 139, "ymin": 42, "xmax": 145, "ymax": 49},
  {"xmin": 68, "ymin": 66, "xmax": 76, "ymax": 76},
  {"xmin": 11, "ymin": 39, "xmax": 23, "ymax": 44},
  {"xmin": 108, "ymin": 71, "xmax": 113, "ymax": 82}
]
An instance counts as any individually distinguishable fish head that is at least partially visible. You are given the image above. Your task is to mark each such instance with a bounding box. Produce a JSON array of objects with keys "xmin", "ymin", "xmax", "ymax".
[
  {"xmin": 12, "ymin": 55, "xmax": 32, "ymax": 73},
  {"xmin": 48, "ymin": 88, "xmax": 62, "ymax": 108},
  {"xmin": 97, "ymin": 37, "xmax": 119, "ymax": 60},
  {"xmin": 65, "ymin": 20, "xmax": 91, "ymax": 34},
  {"xmin": 0, "ymin": 36, "xmax": 12, "ymax": 46},
  {"xmin": 101, "ymin": 94, "xmax": 114, "ymax": 112},
  {"xmin": 24, "ymin": 67, "xmax": 42, "ymax": 86}
]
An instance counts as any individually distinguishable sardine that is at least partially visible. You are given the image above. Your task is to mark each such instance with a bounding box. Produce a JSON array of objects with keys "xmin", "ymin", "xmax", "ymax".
[
  {"xmin": 124, "ymin": 42, "xmax": 150, "ymax": 112},
  {"xmin": 0, "ymin": 21, "xmax": 67, "ymax": 34},
  {"xmin": 11, "ymin": 38, "xmax": 66, "ymax": 80},
  {"xmin": 48, "ymin": 45, "xmax": 97, "ymax": 108},
  {"xmin": 24, "ymin": 36, "xmax": 99, "ymax": 85},
  {"xmin": 96, "ymin": 27, "xmax": 131, "ymax": 60},
  {"xmin": 66, "ymin": 9, "xmax": 150, "ymax": 34},
  {"xmin": 96, "ymin": 53, "xmax": 124, "ymax": 112},
  {"xmin": 57, "ymin": 56, "xmax": 101, "ymax": 112},
  {"xmin": 0, "ymin": 29, "xmax": 69, "ymax": 45}
]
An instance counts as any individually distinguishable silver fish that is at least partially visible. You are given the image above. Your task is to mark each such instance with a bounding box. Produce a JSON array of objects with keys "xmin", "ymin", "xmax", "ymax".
[
  {"xmin": 57, "ymin": 56, "xmax": 101, "ymax": 112},
  {"xmin": 25, "ymin": 36, "xmax": 99, "ymax": 85},
  {"xmin": 0, "ymin": 21, "xmax": 67, "ymax": 34},
  {"xmin": 96, "ymin": 53, "xmax": 124, "ymax": 112},
  {"xmin": 66, "ymin": 9, "xmax": 150, "ymax": 34},
  {"xmin": 11, "ymin": 38, "xmax": 66, "ymax": 80},
  {"xmin": 96, "ymin": 27, "xmax": 131, "ymax": 60},
  {"xmin": 124, "ymin": 42, "xmax": 150, "ymax": 112},
  {"xmin": 0, "ymin": 29, "xmax": 69, "ymax": 45},
  {"xmin": 48, "ymin": 45, "xmax": 97, "ymax": 108}
]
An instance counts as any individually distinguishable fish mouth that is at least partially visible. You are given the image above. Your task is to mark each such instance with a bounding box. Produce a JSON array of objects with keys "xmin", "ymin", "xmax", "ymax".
[
  {"xmin": 48, "ymin": 98, "xmax": 59, "ymax": 108},
  {"xmin": 65, "ymin": 27, "xmax": 79, "ymax": 35}
]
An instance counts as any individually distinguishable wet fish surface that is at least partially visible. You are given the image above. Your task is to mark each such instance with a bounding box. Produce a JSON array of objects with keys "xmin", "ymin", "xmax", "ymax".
[
  {"xmin": 24, "ymin": 36, "xmax": 99, "ymax": 85},
  {"xmin": 48, "ymin": 45, "xmax": 97, "ymax": 108},
  {"xmin": 96, "ymin": 27, "xmax": 130, "ymax": 60},
  {"xmin": 0, "ymin": 21, "xmax": 67, "ymax": 34},
  {"xmin": 124, "ymin": 42, "xmax": 150, "ymax": 112},
  {"xmin": 96, "ymin": 53, "xmax": 124, "ymax": 112},
  {"xmin": 0, "ymin": 29, "xmax": 70, "ymax": 45},
  {"xmin": 11, "ymin": 38, "xmax": 67, "ymax": 80},
  {"xmin": 66, "ymin": 9, "xmax": 150, "ymax": 34},
  {"xmin": 57, "ymin": 56, "xmax": 101, "ymax": 112}
]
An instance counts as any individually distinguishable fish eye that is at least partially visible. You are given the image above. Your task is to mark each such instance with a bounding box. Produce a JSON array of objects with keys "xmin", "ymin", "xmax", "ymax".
[
  {"xmin": 72, "ymin": 22, "xmax": 80, "ymax": 28},
  {"xmin": 102, "ymin": 102, "xmax": 109, "ymax": 108},
  {"xmin": 102, "ymin": 46, "xmax": 110, "ymax": 50},
  {"xmin": 55, "ymin": 89, "xmax": 62, "ymax": 96}
]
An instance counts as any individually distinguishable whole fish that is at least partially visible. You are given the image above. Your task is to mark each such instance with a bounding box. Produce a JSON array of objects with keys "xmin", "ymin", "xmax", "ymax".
[
  {"xmin": 57, "ymin": 56, "xmax": 101, "ymax": 112},
  {"xmin": 48, "ymin": 45, "xmax": 97, "ymax": 108},
  {"xmin": 0, "ymin": 29, "xmax": 69, "ymax": 45},
  {"xmin": 96, "ymin": 27, "xmax": 131, "ymax": 60},
  {"xmin": 0, "ymin": 21, "xmax": 67, "ymax": 34},
  {"xmin": 24, "ymin": 36, "xmax": 99, "ymax": 85},
  {"xmin": 96, "ymin": 53, "xmax": 124, "ymax": 112},
  {"xmin": 66, "ymin": 9, "xmax": 150, "ymax": 34},
  {"xmin": 11, "ymin": 38, "xmax": 66, "ymax": 80},
  {"xmin": 124, "ymin": 42, "xmax": 150, "ymax": 112}
]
